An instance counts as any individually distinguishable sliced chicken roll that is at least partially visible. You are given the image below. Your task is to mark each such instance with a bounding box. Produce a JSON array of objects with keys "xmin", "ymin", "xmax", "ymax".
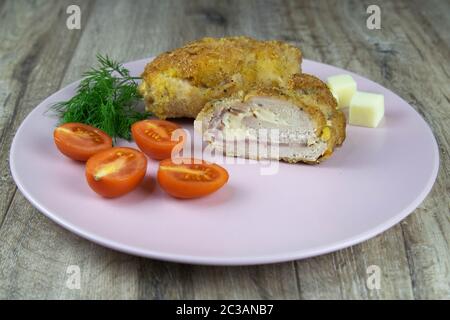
[
  {"xmin": 195, "ymin": 80, "xmax": 345, "ymax": 163},
  {"xmin": 289, "ymin": 73, "xmax": 346, "ymax": 145}
]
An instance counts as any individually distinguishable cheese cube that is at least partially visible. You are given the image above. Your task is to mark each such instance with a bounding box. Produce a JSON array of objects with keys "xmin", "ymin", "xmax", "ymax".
[
  {"xmin": 327, "ymin": 74, "xmax": 357, "ymax": 108},
  {"xmin": 349, "ymin": 91, "xmax": 384, "ymax": 128}
]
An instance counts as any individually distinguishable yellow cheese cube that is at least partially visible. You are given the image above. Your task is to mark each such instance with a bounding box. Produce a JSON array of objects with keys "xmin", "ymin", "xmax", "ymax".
[
  {"xmin": 327, "ymin": 74, "xmax": 357, "ymax": 108},
  {"xmin": 349, "ymin": 91, "xmax": 384, "ymax": 128}
]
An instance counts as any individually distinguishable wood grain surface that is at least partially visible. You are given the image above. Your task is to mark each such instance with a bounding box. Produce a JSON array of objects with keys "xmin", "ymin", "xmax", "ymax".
[{"xmin": 0, "ymin": 0, "xmax": 448, "ymax": 299}]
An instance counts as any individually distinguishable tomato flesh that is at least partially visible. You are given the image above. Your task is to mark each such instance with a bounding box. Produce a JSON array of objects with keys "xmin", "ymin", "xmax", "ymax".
[
  {"xmin": 157, "ymin": 158, "xmax": 228, "ymax": 199},
  {"xmin": 85, "ymin": 147, "xmax": 147, "ymax": 198},
  {"xmin": 132, "ymin": 119, "xmax": 185, "ymax": 160},
  {"xmin": 53, "ymin": 122, "xmax": 112, "ymax": 161}
]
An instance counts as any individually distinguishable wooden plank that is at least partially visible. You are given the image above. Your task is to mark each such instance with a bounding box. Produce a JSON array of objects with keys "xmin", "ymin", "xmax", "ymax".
[
  {"xmin": 187, "ymin": 263, "xmax": 299, "ymax": 299},
  {"xmin": 294, "ymin": 0, "xmax": 449, "ymax": 299},
  {"xmin": 388, "ymin": 0, "xmax": 450, "ymax": 299},
  {"xmin": 295, "ymin": 227, "xmax": 415, "ymax": 299},
  {"xmin": 0, "ymin": 0, "xmax": 92, "ymax": 229},
  {"xmin": 279, "ymin": 0, "xmax": 418, "ymax": 299},
  {"xmin": 0, "ymin": 0, "xmax": 96, "ymax": 298}
]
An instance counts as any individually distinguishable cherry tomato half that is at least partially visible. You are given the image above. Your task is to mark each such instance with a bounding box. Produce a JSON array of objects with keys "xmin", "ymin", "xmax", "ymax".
[
  {"xmin": 132, "ymin": 119, "xmax": 185, "ymax": 160},
  {"xmin": 85, "ymin": 147, "xmax": 147, "ymax": 198},
  {"xmin": 157, "ymin": 158, "xmax": 229, "ymax": 199},
  {"xmin": 53, "ymin": 123, "xmax": 112, "ymax": 161}
]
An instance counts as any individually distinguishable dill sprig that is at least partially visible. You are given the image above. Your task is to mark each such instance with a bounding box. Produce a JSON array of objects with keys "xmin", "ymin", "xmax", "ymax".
[{"xmin": 52, "ymin": 54, "xmax": 150, "ymax": 141}]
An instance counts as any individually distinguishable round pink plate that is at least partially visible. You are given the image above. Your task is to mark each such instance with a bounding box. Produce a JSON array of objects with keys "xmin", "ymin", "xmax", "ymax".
[{"xmin": 9, "ymin": 58, "xmax": 439, "ymax": 265}]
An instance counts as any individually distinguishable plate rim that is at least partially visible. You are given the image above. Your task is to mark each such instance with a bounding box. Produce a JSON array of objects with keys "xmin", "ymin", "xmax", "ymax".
[{"xmin": 9, "ymin": 58, "xmax": 440, "ymax": 266}]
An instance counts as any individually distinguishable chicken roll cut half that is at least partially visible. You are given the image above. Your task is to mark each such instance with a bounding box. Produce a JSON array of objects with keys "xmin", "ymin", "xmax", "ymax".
[
  {"xmin": 139, "ymin": 36, "xmax": 302, "ymax": 119},
  {"xmin": 195, "ymin": 86, "xmax": 345, "ymax": 164}
]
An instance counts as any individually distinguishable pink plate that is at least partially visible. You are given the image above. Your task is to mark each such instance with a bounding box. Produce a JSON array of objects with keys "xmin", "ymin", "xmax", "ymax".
[{"xmin": 9, "ymin": 58, "xmax": 439, "ymax": 265}]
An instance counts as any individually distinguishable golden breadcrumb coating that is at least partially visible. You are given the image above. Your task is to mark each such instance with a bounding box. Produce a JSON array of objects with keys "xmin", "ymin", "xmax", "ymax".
[
  {"xmin": 288, "ymin": 73, "xmax": 346, "ymax": 146},
  {"xmin": 139, "ymin": 36, "xmax": 302, "ymax": 119}
]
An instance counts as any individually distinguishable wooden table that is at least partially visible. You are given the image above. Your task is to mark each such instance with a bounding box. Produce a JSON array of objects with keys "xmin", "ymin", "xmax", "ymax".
[{"xmin": 0, "ymin": 0, "xmax": 448, "ymax": 299}]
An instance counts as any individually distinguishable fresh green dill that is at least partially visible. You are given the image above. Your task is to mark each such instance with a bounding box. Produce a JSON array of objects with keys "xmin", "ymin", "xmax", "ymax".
[{"xmin": 52, "ymin": 54, "xmax": 150, "ymax": 141}]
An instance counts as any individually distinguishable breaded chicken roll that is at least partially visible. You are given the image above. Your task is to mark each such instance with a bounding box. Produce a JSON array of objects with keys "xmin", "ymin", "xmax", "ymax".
[
  {"xmin": 195, "ymin": 75, "xmax": 346, "ymax": 163},
  {"xmin": 139, "ymin": 36, "xmax": 302, "ymax": 119}
]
